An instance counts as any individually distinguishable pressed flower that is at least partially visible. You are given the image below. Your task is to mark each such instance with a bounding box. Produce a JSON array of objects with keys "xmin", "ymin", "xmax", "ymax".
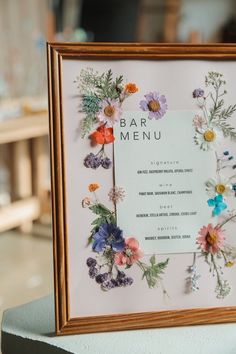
[
  {"xmin": 216, "ymin": 184, "xmax": 226, "ymax": 194},
  {"xmin": 86, "ymin": 257, "xmax": 97, "ymax": 267},
  {"xmin": 101, "ymin": 157, "xmax": 112, "ymax": 169},
  {"xmin": 193, "ymin": 115, "xmax": 207, "ymax": 129},
  {"xmin": 90, "ymin": 125, "xmax": 115, "ymax": 145},
  {"xmin": 88, "ymin": 183, "xmax": 100, "ymax": 192},
  {"xmin": 108, "ymin": 186, "xmax": 125, "ymax": 203},
  {"xmin": 204, "ymin": 130, "xmax": 216, "ymax": 142},
  {"xmin": 92, "ymin": 223, "xmax": 125, "ymax": 253},
  {"xmin": 125, "ymin": 83, "xmax": 138, "ymax": 94},
  {"xmin": 139, "ymin": 91, "xmax": 167, "ymax": 120},
  {"xmin": 82, "ymin": 197, "xmax": 92, "ymax": 208},
  {"xmin": 193, "ymin": 88, "xmax": 204, "ymax": 98},
  {"xmin": 115, "ymin": 237, "xmax": 143, "ymax": 266},
  {"xmin": 84, "ymin": 153, "xmax": 101, "ymax": 169},
  {"xmin": 206, "ymin": 177, "xmax": 233, "ymax": 198},
  {"xmin": 194, "ymin": 125, "xmax": 223, "ymax": 151},
  {"xmin": 84, "ymin": 148, "xmax": 112, "ymax": 170},
  {"xmin": 197, "ymin": 224, "xmax": 225, "ymax": 254},
  {"xmin": 97, "ymin": 99, "xmax": 122, "ymax": 127},
  {"xmin": 207, "ymin": 194, "xmax": 227, "ymax": 216}
]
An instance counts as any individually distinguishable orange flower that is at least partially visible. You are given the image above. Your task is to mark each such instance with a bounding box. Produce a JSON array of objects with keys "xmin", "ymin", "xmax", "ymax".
[
  {"xmin": 88, "ymin": 183, "xmax": 100, "ymax": 192},
  {"xmin": 125, "ymin": 83, "xmax": 138, "ymax": 94},
  {"xmin": 90, "ymin": 125, "xmax": 115, "ymax": 145}
]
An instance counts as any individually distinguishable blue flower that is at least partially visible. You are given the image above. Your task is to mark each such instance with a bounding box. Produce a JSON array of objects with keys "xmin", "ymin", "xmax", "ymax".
[
  {"xmin": 92, "ymin": 223, "xmax": 125, "ymax": 253},
  {"xmin": 207, "ymin": 194, "xmax": 227, "ymax": 216}
]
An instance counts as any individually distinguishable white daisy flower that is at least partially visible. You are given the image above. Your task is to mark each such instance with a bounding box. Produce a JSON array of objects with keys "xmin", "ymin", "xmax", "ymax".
[
  {"xmin": 205, "ymin": 177, "xmax": 233, "ymax": 198},
  {"xmin": 97, "ymin": 99, "xmax": 122, "ymax": 127},
  {"xmin": 194, "ymin": 125, "xmax": 223, "ymax": 151}
]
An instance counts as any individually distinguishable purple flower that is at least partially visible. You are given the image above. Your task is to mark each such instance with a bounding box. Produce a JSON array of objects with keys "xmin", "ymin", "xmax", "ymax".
[
  {"xmin": 88, "ymin": 266, "xmax": 98, "ymax": 279},
  {"xmin": 111, "ymin": 278, "xmax": 118, "ymax": 287},
  {"xmin": 193, "ymin": 88, "xmax": 204, "ymax": 98},
  {"xmin": 101, "ymin": 280, "xmax": 114, "ymax": 290},
  {"xmin": 92, "ymin": 223, "xmax": 125, "ymax": 253},
  {"xmin": 95, "ymin": 273, "xmax": 109, "ymax": 284},
  {"xmin": 102, "ymin": 278, "xmax": 120, "ymax": 290},
  {"xmin": 101, "ymin": 157, "xmax": 112, "ymax": 169},
  {"xmin": 123, "ymin": 277, "xmax": 133, "ymax": 286},
  {"xmin": 116, "ymin": 276, "xmax": 133, "ymax": 287},
  {"xmin": 86, "ymin": 257, "xmax": 97, "ymax": 267},
  {"xmin": 84, "ymin": 153, "xmax": 101, "ymax": 169},
  {"xmin": 117, "ymin": 270, "xmax": 126, "ymax": 279},
  {"xmin": 139, "ymin": 92, "xmax": 167, "ymax": 120}
]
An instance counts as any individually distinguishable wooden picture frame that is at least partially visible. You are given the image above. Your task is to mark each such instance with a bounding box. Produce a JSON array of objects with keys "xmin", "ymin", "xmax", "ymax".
[{"xmin": 47, "ymin": 43, "xmax": 236, "ymax": 335}]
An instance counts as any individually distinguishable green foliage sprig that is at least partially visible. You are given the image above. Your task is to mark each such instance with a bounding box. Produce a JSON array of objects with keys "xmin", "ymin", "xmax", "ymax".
[
  {"xmin": 137, "ymin": 256, "xmax": 169, "ymax": 289},
  {"xmin": 205, "ymin": 72, "xmax": 236, "ymax": 140},
  {"xmin": 76, "ymin": 68, "xmax": 125, "ymax": 137}
]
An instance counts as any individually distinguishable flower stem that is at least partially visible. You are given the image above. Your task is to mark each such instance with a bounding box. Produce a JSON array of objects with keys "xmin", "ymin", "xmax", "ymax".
[
  {"xmin": 93, "ymin": 191, "xmax": 99, "ymax": 204},
  {"xmin": 95, "ymin": 144, "xmax": 105, "ymax": 157},
  {"xmin": 136, "ymin": 260, "xmax": 146, "ymax": 272},
  {"xmin": 211, "ymin": 254, "xmax": 221, "ymax": 285},
  {"xmin": 218, "ymin": 213, "xmax": 236, "ymax": 228},
  {"xmin": 221, "ymin": 250, "xmax": 228, "ymax": 264},
  {"xmin": 160, "ymin": 278, "xmax": 169, "ymax": 299}
]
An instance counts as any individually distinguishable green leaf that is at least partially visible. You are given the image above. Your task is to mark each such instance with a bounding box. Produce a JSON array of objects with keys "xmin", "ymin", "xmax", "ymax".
[
  {"xmin": 80, "ymin": 114, "xmax": 97, "ymax": 138},
  {"xmin": 91, "ymin": 216, "xmax": 107, "ymax": 227},
  {"xmin": 82, "ymin": 94, "xmax": 101, "ymax": 115},
  {"xmin": 150, "ymin": 255, "xmax": 156, "ymax": 266},
  {"xmin": 89, "ymin": 203, "xmax": 112, "ymax": 217},
  {"xmin": 219, "ymin": 104, "xmax": 236, "ymax": 120},
  {"xmin": 104, "ymin": 69, "xmax": 113, "ymax": 86},
  {"xmin": 209, "ymin": 98, "xmax": 224, "ymax": 120},
  {"xmin": 115, "ymin": 75, "xmax": 123, "ymax": 86},
  {"xmin": 87, "ymin": 234, "xmax": 94, "ymax": 246},
  {"xmin": 106, "ymin": 213, "xmax": 117, "ymax": 225},
  {"xmin": 139, "ymin": 257, "xmax": 169, "ymax": 289}
]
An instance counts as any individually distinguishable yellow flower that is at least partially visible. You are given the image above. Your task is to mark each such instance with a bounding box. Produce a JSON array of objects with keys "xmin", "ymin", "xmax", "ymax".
[
  {"xmin": 203, "ymin": 130, "xmax": 216, "ymax": 142},
  {"xmin": 225, "ymin": 261, "xmax": 234, "ymax": 267},
  {"xmin": 125, "ymin": 83, "xmax": 138, "ymax": 94},
  {"xmin": 215, "ymin": 183, "xmax": 226, "ymax": 194},
  {"xmin": 88, "ymin": 183, "xmax": 100, "ymax": 192}
]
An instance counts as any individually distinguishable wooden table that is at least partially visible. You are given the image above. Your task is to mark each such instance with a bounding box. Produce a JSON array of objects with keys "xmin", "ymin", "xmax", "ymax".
[{"xmin": 0, "ymin": 113, "xmax": 49, "ymax": 233}]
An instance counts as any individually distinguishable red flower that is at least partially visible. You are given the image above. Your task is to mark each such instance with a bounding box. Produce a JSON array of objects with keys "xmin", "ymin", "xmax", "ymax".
[{"xmin": 90, "ymin": 125, "xmax": 115, "ymax": 145}]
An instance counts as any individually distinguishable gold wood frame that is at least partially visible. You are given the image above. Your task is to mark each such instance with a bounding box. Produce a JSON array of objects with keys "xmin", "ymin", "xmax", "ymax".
[{"xmin": 47, "ymin": 43, "xmax": 236, "ymax": 335}]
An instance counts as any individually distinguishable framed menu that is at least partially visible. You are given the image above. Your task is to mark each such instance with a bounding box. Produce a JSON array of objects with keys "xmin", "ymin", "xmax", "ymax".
[{"xmin": 47, "ymin": 43, "xmax": 236, "ymax": 335}]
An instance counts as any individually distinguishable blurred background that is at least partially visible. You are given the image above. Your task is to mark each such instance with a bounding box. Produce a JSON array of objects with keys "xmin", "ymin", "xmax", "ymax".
[{"xmin": 1, "ymin": 0, "xmax": 236, "ymax": 342}]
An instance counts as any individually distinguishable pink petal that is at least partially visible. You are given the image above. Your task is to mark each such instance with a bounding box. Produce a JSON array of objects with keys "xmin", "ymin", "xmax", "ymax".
[
  {"xmin": 114, "ymin": 252, "xmax": 124, "ymax": 266},
  {"xmin": 125, "ymin": 237, "xmax": 139, "ymax": 251}
]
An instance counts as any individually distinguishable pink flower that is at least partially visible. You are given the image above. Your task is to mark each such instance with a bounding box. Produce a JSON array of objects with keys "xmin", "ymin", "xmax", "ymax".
[
  {"xmin": 114, "ymin": 237, "xmax": 143, "ymax": 266},
  {"xmin": 193, "ymin": 114, "xmax": 206, "ymax": 129},
  {"xmin": 197, "ymin": 224, "xmax": 225, "ymax": 254}
]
